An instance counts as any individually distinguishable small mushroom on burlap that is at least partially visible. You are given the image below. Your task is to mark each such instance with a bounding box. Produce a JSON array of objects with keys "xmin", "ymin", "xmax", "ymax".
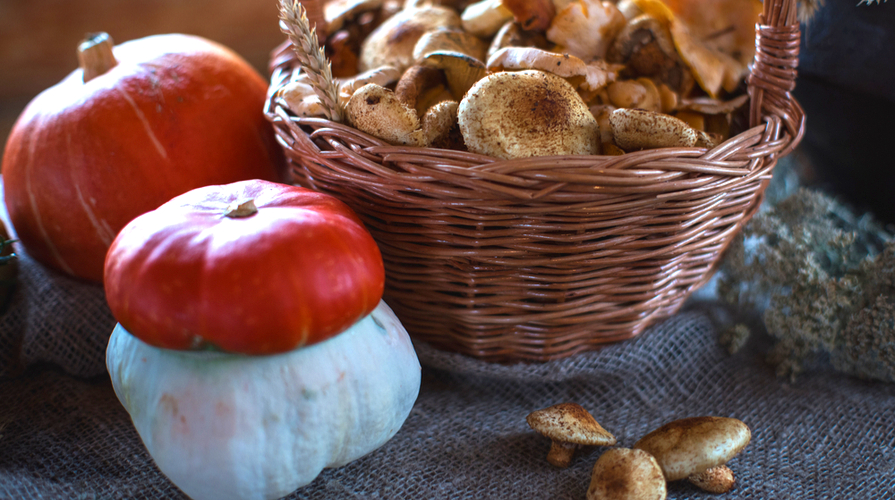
[
  {"xmin": 587, "ymin": 448, "xmax": 666, "ymax": 500},
  {"xmin": 460, "ymin": 0, "xmax": 514, "ymax": 37},
  {"xmin": 420, "ymin": 51, "xmax": 488, "ymax": 101},
  {"xmin": 413, "ymin": 27, "xmax": 489, "ymax": 63},
  {"xmin": 609, "ymin": 108, "xmax": 698, "ymax": 151},
  {"xmin": 607, "ymin": 14, "xmax": 694, "ymax": 96},
  {"xmin": 633, "ymin": 416, "xmax": 751, "ymax": 494},
  {"xmin": 526, "ymin": 403, "xmax": 616, "ymax": 468},
  {"xmin": 546, "ymin": 0, "xmax": 626, "ymax": 63},
  {"xmin": 459, "ymin": 70, "xmax": 601, "ymax": 160},
  {"xmin": 346, "ymin": 83, "xmax": 426, "ymax": 146},
  {"xmin": 359, "ymin": 5, "xmax": 462, "ymax": 72},
  {"xmin": 487, "ymin": 47, "xmax": 621, "ymax": 93}
]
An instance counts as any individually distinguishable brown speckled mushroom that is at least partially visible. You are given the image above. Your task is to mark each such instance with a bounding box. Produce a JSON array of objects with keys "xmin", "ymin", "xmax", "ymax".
[
  {"xmin": 587, "ymin": 448, "xmax": 666, "ymax": 500},
  {"xmin": 608, "ymin": 108, "xmax": 698, "ymax": 151},
  {"xmin": 633, "ymin": 416, "xmax": 751, "ymax": 493},
  {"xmin": 346, "ymin": 83, "xmax": 426, "ymax": 146},
  {"xmin": 459, "ymin": 70, "xmax": 600, "ymax": 159},
  {"xmin": 526, "ymin": 402, "xmax": 616, "ymax": 468},
  {"xmin": 359, "ymin": 5, "xmax": 462, "ymax": 73}
]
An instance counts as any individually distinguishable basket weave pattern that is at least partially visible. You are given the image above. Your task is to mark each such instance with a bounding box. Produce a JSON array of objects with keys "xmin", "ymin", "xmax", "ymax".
[{"xmin": 266, "ymin": 0, "xmax": 806, "ymax": 362}]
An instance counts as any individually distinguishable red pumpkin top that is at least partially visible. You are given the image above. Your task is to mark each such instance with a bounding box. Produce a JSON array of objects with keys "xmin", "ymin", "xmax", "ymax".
[
  {"xmin": 1, "ymin": 33, "xmax": 285, "ymax": 283},
  {"xmin": 103, "ymin": 180, "xmax": 385, "ymax": 354}
]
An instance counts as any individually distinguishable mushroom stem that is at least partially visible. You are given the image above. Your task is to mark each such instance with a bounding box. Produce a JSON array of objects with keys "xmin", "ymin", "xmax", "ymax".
[
  {"xmin": 546, "ymin": 440, "xmax": 578, "ymax": 468},
  {"xmin": 688, "ymin": 464, "xmax": 736, "ymax": 494},
  {"xmin": 78, "ymin": 32, "xmax": 117, "ymax": 83}
]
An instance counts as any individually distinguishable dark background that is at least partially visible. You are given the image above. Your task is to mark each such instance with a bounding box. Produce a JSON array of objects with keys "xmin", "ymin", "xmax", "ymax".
[{"xmin": 1, "ymin": 0, "xmax": 893, "ymax": 220}]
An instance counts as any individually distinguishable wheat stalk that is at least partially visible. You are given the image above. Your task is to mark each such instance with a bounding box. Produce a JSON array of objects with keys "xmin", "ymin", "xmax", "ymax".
[{"xmin": 279, "ymin": 0, "xmax": 342, "ymax": 123}]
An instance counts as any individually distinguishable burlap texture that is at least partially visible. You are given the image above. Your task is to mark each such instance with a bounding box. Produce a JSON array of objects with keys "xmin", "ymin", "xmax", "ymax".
[
  {"xmin": 2, "ymin": 303, "xmax": 894, "ymax": 499},
  {"xmin": 0, "ymin": 247, "xmax": 115, "ymax": 379}
]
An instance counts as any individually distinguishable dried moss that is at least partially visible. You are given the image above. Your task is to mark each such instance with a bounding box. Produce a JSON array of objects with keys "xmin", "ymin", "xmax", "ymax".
[{"xmin": 719, "ymin": 187, "xmax": 895, "ymax": 381}]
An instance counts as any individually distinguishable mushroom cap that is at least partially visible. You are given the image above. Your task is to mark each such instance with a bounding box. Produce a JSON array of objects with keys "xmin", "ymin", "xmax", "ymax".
[
  {"xmin": 487, "ymin": 47, "xmax": 620, "ymax": 92},
  {"xmin": 461, "ymin": 0, "xmax": 514, "ymax": 37},
  {"xmin": 526, "ymin": 403, "xmax": 616, "ymax": 446},
  {"xmin": 546, "ymin": 0, "xmax": 626, "ymax": 62},
  {"xmin": 633, "ymin": 416, "xmax": 751, "ymax": 481},
  {"xmin": 459, "ymin": 70, "xmax": 601, "ymax": 159},
  {"xmin": 325, "ymin": 0, "xmax": 385, "ymax": 33},
  {"xmin": 413, "ymin": 27, "xmax": 489, "ymax": 63},
  {"xmin": 688, "ymin": 464, "xmax": 736, "ymax": 494},
  {"xmin": 420, "ymin": 51, "xmax": 488, "ymax": 100},
  {"xmin": 609, "ymin": 108, "xmax": 698, "ymax": 151},
  {"xmin": 359, "ymin": 5, "xmax": 462, "ymax": 73},
  {"xmin": 587, "ymin": 448, "xmax": 667, "ymax": 500},
  {"xmin": 346, "ymin": 83, "xmax": 426, "ymax": 146}
]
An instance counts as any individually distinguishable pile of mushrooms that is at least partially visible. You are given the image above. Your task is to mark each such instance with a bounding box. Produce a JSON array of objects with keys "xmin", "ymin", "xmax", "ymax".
[
  {"xmin": 278, "ymin": 0, "xmax": 759, "ymax": 158},
  {"xmin": 526, "ymin": 405, "xmax": 752, "ymax": 499}
]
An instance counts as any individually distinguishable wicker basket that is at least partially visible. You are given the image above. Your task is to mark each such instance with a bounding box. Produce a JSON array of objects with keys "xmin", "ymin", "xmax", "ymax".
[{"xmin": 265, "ymin": 0, "xmax": 806, "ymax": 362}]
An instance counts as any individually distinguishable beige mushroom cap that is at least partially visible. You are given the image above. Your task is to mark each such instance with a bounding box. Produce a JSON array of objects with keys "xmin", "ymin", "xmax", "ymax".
[
  {"xmin": 587, "ymin": 448, "xmax": 667, "ymax": 500},
  {"xmin": 459, "ymin": 70, "xmax": 601, "ymax": 160},
  {"xmin": 326, "ymin": 0, "xmax": 385, "ymax": 33},
  {"xmin": 346, "ymin": 83, "xmax": 426, "ymax": 146},
  {"xmin": 413, "ymin": 27, "xmax": 489, "ymax": 63},
  {"xmin": 633, "ymin": 416, "xmax": 751, "ymax": 482},
  {"xmin": 688, "ymin": 464, "xmax": 736, "ymax": 493},
  {"xmin": 359, "ymin": 5, "xmax": 462, "ymax": 73},
  {"xmin": 546, "ymin": 0, "xmax": 627, "ymax": 62},
  {"xmin": 609, "ymin": 108, "xmax": 698, "ymax": 151},
  {"xmin": 487, "ymin": 47, "xmax": 621, "ymax": 92},
  {"xmin": 461, "ymin": 0, "xmax": 514, "ymax": 37},
  {"xmin": 527, "ymin": 402, "xmax": 616, "ymax": 468}
]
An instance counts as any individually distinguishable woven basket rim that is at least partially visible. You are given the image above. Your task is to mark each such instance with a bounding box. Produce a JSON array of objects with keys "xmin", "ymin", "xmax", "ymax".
[{"xmin": 261, "ymin": 0, "xmax": 806, "ymax": 362}]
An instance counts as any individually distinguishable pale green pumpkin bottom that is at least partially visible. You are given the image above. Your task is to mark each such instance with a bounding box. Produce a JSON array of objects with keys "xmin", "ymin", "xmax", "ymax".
[{"xmin": 106, "ymin": 300, "xmax": 422, "ymax": 500}]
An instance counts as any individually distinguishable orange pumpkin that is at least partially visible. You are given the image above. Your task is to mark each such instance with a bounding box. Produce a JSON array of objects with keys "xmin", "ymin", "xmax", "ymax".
[{"xmin": 1, "ymin": 32, "xmax": 286, "ymax": 282}]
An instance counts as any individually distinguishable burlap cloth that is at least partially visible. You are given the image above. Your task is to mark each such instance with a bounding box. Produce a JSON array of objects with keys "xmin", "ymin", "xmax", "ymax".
[{"xmin": 2, "ymin": 174, "xmax": 895, "ymax": 499}]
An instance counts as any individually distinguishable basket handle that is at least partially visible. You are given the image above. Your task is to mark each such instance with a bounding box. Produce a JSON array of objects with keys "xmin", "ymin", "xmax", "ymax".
[{"xmin": 746, "ymin": 0, "xmax": 806, "ymax": 157}]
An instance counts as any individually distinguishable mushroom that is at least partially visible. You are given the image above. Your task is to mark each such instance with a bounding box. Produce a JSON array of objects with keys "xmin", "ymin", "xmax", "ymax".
[
  {"xmin": 326, "ymin": 0, "xmax": 385, "ymax": 33},
  {"xmin": 346, "ymin": 83, "xmax": 426, "ymax": 146},
  {"xmin": 501, "ymin": 0, "xmax": 556, "ymax": 32},
  {"xmin": 487, "ymin": 47, "xmax": 621, "ymax": 93},
  {"xmin": 525, "ymin": 402, "xmax": 616, "ymax": 467},
  {"xmin": 546, "ymin": 0, "xmax": 626, "ymax": 62},
  {"xmin": 412, "ymin": 27, "xmax": 489, "ymax": 63},
  {"xmin": 606, "ymin": 14, "xmax": 694, "ymax": 96},
  {"xmin": 338, "ymin": 65, "xmax": 404, "ymax": 105},
  {"xmin": 688, "ymin": 464, "xmax": 736, "ymax": 493},
  {"xmin": 420, "ymin": 51, "xmax": 488, "ymax": 101},
  {"xmin": 633, "ymin": 416, "xmax": 751, "ymax": 492},
  {"xmin": 487, "ymin": 21, "xmax": 551, "ymax": 59},
  {"xmin": 422, "ymin": 100, "xmax": 465, "ymax": 150},
  {"xmin": 395, "ymin": 65, "xmax": 449, "ymax": 114},
  {"xmin": 587, "ymin": 448, "xmax": 666, "ymax": 500},
  {"xmin": 608, "ymin": 108, "xmax": 698, "ymax": 151},
  {"xmin": 359, "ymin": 5, "xmax": 462, "ymax": 72},
  {"xmin": 605, "ymin": 78, "xmax": 660, "ymax": 112},
  {"xmin": 460, "ymin": 0, "xmax": 514, "ymax": 37}
]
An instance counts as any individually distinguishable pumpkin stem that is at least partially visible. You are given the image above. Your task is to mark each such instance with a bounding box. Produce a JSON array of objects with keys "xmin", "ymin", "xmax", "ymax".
[
  {"xmin": 78, "ymin": 32, "xmax": 117, "ymax": 83},
  {"xmin": 224, "ymin": 199, "xmax": 259, "ymax": 218}
]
